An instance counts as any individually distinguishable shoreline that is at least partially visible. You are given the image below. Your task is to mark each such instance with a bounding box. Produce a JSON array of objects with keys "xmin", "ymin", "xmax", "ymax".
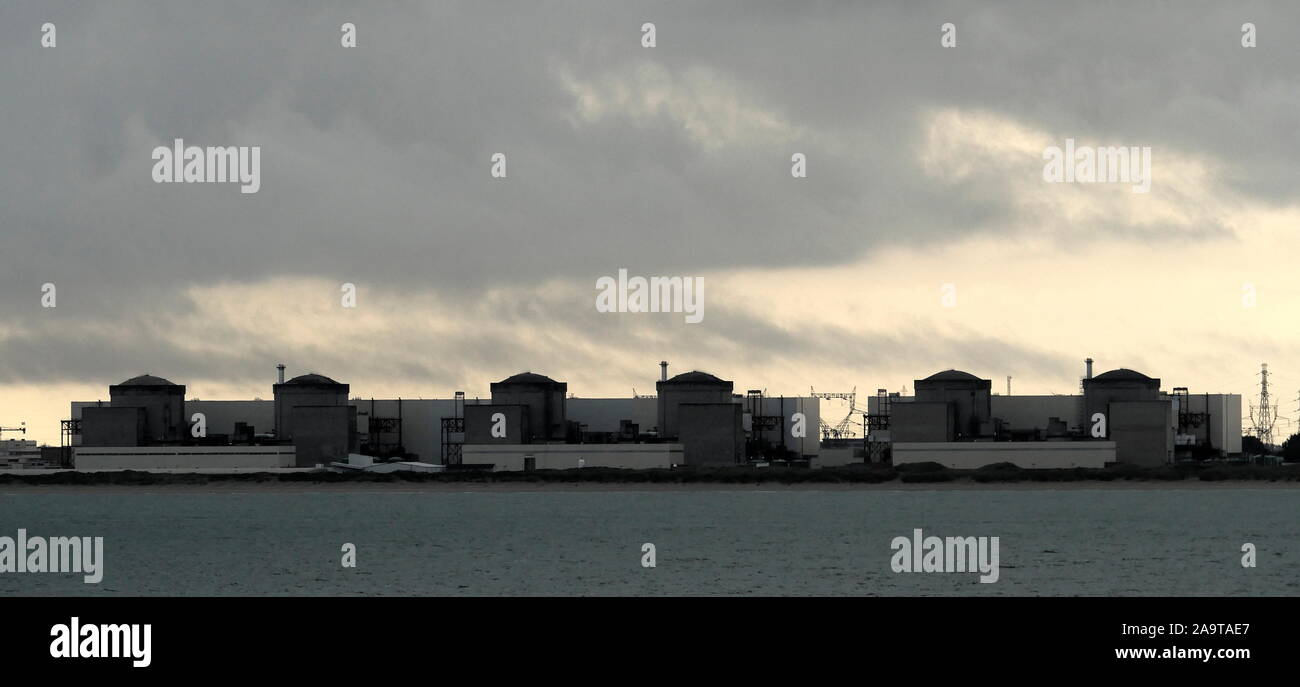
[
  {"xmin": 3, "ymin": 479, "xmax": 1300, "ymax": 494},
  {"xmin": 2, "ymin": 463, "xmax": 1296, "ymax": 493}
]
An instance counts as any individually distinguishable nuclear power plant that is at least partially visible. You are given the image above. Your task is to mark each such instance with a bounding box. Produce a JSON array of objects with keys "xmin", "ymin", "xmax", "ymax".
[
  {"xmin": 47, "ymin": 358, "xmax": 1243, "ymax": 472},
  {"xmin": 867, "ymin": 360, "xmax": 1241, "ymax": 469},
  {"xmin": 62, "ymin": 363, "xmax": 818, "ymax": 471}
]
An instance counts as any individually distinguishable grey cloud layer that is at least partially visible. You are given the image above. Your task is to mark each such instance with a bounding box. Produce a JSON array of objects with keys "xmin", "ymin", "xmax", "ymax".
[
  {"xmin": 1, "ymin": 1, "xmax": 1296, "ymax": 386},
  {"xmin": 0, "ymin": 283, "xmax": 1073, "ymax": 392}
]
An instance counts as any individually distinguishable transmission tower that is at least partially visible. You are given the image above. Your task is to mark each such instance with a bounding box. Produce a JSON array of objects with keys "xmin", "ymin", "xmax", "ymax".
[
  {"xmin": 1248, "ymin": 363, "xmax": 1278, "ymax": 448},
  {"xmin": 810, "ymin": 386, "xmax": 862, "ymax": 439}
]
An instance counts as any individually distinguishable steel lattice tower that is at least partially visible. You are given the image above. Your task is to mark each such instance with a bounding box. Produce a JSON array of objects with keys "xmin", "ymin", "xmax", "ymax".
[{"xmin": 1249, "ymin": 363, "xmax": 1277, "ymax": 447}]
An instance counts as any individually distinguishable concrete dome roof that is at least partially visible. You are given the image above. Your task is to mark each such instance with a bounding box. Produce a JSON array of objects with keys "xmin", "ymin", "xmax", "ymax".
[
  {"xmin": 117, "ymin": 374, "xmax": 179, "ymax": 387},
  {"xmin": 922, "ymin": 369, "xmax": 983, "ymax": 382},
  {"xmin": 282, "ymin": 373, "xmax": 342, "ymax": 385},
  {"xmin": 498, "ymin": 372, "xmax": 560, "ymax": 385},
  {"xmin": 664, "ymin": 371, "xmax": 726, "ymax": 384},
  {"xmin": 1092, "ymin": 368, "xmax": 1153, "ymax": 382}
]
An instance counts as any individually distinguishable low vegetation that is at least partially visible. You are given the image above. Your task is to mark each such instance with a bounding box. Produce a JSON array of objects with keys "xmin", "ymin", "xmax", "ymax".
[{"xmin": 1, "ymin": 461, "xmax": 1297, "ymax": 486}]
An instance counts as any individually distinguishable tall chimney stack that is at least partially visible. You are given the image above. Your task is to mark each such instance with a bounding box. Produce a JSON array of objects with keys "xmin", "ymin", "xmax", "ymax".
[
  {"xmin": 660, "ymin": 361, "xmax": 668, "ymax": 381},
  {"xmin": 277, "ymin": 364, "xmax": 286, "ymax": 384},
  {"xmin": 1085, "ymin": 358, "xmax": 1094, "ymax": 379}
]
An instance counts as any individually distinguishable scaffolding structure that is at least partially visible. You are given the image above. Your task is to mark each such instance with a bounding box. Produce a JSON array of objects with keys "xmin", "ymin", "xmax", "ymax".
[
  {"xmin": 59, "ymin": 418, "xmax": 80, "ymax": 468},
  {"xmin": 440, "ymin": 391, "xmax": 465, "ymax": 465}
]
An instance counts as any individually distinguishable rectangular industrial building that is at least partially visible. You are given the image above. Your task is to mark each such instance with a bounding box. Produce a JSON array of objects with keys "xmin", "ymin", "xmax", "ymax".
[
  {"xmin": 893, "ymin": 442, "xmax": 1116, "ymax": 469},
  {"xmin": 74, "ymin": 446, "xmax": 296, "ymax": 470},
  {"xmin": 460, "ymin": 443, "xmax": 682, "ymax": 471},
  {"xmin": 870, "ymin": 365, "xmax": 1243, "ymax": 468}
]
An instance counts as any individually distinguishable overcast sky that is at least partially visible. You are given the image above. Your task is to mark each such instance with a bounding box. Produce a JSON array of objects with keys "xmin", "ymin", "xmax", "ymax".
[{"xmin": 3, "ymin": 1, "xmax": 1300, "ymax": 444}]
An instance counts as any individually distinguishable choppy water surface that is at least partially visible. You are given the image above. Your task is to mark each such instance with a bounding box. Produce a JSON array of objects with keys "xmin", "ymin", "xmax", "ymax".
[{"xmin": 0, "ymin": 488, "xmax": 1295, "ymax": 595}]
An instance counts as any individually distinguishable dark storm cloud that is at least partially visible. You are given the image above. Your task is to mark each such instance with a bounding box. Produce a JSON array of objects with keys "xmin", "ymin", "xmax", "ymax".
[{"xmin": 1, "ymin": 1, "xmax": 1296, "ymax": 384}]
